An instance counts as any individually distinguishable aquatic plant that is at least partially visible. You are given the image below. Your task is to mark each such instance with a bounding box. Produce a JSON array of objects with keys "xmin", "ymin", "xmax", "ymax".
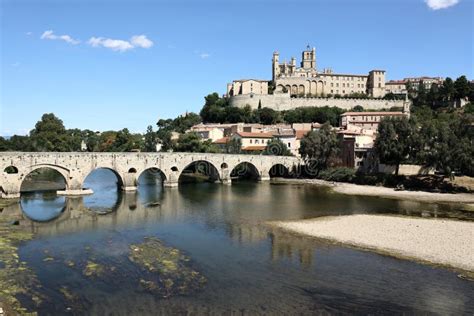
[
  {"xmin": 0, "ymin": 219, "xmax": 43, "ymax": 315},
  {"xmin": 128, "ymin": 237, "xmax": 206, "ymax": 297}
]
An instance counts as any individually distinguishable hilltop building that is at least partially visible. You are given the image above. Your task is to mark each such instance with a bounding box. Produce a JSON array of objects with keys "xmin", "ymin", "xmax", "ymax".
[{"xmin": 226, "ymin": 46, "xmax": 412, "ymax": 112}]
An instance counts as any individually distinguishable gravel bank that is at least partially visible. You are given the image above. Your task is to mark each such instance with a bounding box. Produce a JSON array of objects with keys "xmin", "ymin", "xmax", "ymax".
[
  {"xmin": 272, "ymin": 178, "xmax": 474, "ymax": 204},
  {"xmin": 272, "ymin": 215, "xmax": 474, "ymax": 272}
]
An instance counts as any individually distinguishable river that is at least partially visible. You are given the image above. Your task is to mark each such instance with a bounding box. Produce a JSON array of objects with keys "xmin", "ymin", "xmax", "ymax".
[{"xmin": 1, "ymin": 169, "xmax": 473, "ymax": 314}]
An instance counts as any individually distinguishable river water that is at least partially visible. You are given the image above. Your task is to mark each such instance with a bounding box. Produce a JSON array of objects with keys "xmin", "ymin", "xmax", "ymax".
[{"xmin": 2, "ymin": 169, "xmax": 473, "ymax": 314}]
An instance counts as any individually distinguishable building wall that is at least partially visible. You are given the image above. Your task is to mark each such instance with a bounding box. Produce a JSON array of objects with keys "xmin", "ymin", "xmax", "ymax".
[
  {"xmin": 227, "ymin": 80, "xmax": 268, "ymax": 96},
  {"xmin": 229, "ymin": 93, "xmax": 409, "ymax": 111}
]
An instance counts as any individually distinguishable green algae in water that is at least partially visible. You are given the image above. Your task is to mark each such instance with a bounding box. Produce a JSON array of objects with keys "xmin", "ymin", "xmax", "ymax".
[
  {"xmin": 82, "ymin": 261, "xmax": 106, "ymax": 278},
  {"xmin": 129, "ymin": 237, "xmax": 207, "ymax": 297},
  {"xmin": 0, "ymin": 220, "xmax": 44, "ymax": 315}
]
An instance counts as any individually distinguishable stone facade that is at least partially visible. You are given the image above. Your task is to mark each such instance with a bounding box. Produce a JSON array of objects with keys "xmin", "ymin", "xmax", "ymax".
[
  {"xmin": 227, "ymin": 79, "xmax": 269, "ymax": 96},
  {"xmin": 339, "ymin": 111, "xmax": 408, "ymax": 131},
  {"xmin": 0, "ymin": 152, "xmax": 301, "ymax": 198}
]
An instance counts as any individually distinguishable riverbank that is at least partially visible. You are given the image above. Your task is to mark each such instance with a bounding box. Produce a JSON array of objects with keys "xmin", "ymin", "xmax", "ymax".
[
  {"xmin": 272, "ymin": 178, "xmax": 474, "ymax": 205},
  {"xmin": 271, "ymin": 215, "xmax": 474, "ymax": 273}
]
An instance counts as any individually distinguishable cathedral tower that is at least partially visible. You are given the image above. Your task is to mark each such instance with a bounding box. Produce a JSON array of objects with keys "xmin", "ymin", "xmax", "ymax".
[{"xmin": 301, "ymin": 45, "xmax": 316, "ymax": 70}]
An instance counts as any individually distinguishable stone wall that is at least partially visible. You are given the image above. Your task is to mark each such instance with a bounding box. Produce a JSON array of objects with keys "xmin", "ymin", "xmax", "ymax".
[{"xmin": 229, "ymin": 93, "xmax": 409, "ymax": 111}]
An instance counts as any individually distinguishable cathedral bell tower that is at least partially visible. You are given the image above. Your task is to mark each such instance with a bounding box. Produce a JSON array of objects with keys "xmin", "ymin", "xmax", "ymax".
[{"xmin": 301, "ymin": 45, "xmax": 316, "ymax": 71}]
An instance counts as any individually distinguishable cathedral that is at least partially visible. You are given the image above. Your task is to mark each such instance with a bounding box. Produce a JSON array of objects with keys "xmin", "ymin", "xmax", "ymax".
[{"xmin": 227, "ymin": 46, "xmax": 387, "ymax": 98}]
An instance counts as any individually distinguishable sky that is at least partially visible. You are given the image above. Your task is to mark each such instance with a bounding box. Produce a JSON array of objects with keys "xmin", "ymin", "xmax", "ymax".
[{"xmin": 1, "ymin": 0, "xmax": 473, "ymax": 136}]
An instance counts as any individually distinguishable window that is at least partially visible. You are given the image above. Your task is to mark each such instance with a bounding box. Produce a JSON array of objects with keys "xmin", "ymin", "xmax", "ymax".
[
  {"xmin": 255, "ymin": 139, "xmax": 259, "ymax": 144},
  {"xmin": 288, "ymin": 142, "xmax": 291, "ymax": 148},
  {"xmin": 250, "ymin": 139, "xmax": 252, "ymax": 144}
]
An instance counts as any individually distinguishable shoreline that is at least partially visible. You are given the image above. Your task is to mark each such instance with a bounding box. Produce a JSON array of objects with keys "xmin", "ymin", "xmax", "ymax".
[
  {"xmin": 271, "ymin": 178, "xmax": 474, "ymax": 205},
  {"xmin": 270, "ymin": 215, "xmax": 474, "ymax": 274}
]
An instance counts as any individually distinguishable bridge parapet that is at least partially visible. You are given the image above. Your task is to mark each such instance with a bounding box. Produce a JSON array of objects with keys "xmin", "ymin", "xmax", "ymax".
[{"xmin": 0, "ymin": 152, "xmax": 301, "ymax": 198}]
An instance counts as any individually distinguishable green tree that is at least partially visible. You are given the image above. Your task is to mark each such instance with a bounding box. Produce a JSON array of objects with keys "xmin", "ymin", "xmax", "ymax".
[
  {"xmin": 374, "ymin": 117, "xmax": 414, "ymax": 175},
  {"xmin": 144, "ymin": 125, "xmax": 158, "ymax": 152},
  {"xmin": 224, "ymin": 138, "xmax": 242, "ymax": 154},
  {"xmin": 299, "ymin": 123, "xmax": 340, "ymax": 175},
  {"xmin": 30, "ymin": 113, "xmax": 70, "ymax": 151},
  {"xmin": 439, "ymin": 77, "xmax": 455, "ymax": 102},
  {"xmin": 454, "ymin": 75, "xmax": 470, "ymax": 99},
  {"xmin": 0, "ymin": 136, "xmax": 9, "ymax": 151},
  {"xmin": 263, "ymin": 138, "xmax": 292, "ymax": 156},
  {"xmin": 256, "ymin": 107, "xmax": 280, "ymax": 125},
  {"xmin": 175, "ymin": 132, "xmax": 205, "ymax": 152}
]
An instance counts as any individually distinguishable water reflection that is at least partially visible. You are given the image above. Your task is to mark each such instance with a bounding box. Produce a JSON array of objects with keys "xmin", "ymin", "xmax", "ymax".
[
  {"xmin": 1, "ymin": 180, "xmax": 473, "ymax": 314},
  {"xmin": 20, "ymin": 192, "xmax": 66, "ymax": 222}
]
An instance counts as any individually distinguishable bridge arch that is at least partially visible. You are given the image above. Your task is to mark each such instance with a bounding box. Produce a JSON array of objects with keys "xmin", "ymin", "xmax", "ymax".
[
  {"xmin": 269, "ymin": 164, "xmax": 291, "ymax": 178},
  {"xmin": 179, "ymin": 160, "xmax": 221, "ymax": 183},
  {"xmin": 230, "ymin": 161, "xmax": 260, "ymax": 181},
  {"xmin": 82, "ymin": 167, "xmax": 124, "ymax": 190},
  {"xmin": 19, "ymin": 166, "xmax": 69, "ymax": 193},
  {"xmin": 137, "ymin": 167, "xmax": 167, "ymax": 185}
]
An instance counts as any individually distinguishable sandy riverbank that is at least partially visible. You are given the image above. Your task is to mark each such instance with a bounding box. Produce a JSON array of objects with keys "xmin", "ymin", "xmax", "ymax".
[
  {"xmin": 272, "ymin": 178, "xmax": 474, "ymax": 204},
  {"xmin": 271, "ymin": 215, "xmax": 474, "ymax": 272}
]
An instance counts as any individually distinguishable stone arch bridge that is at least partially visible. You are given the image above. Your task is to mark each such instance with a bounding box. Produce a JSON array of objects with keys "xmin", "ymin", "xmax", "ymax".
[{"xmin": 0, "ymin": 152, "xmax": 301, "ymax": 199}]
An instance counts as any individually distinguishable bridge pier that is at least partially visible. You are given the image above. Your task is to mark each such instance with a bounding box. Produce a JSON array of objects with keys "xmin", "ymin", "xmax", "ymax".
[
  {"xmin": 57, "ymin": 188, "xmax": 94, "ymax": 196},
  {"xmin": 259, "ymin": 176, "xmax": 271, "ymax": 181}
]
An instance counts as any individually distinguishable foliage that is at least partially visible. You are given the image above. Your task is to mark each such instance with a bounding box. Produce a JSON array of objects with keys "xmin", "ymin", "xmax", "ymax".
[
  {"xmin": 263, "ymin": 138, "xmax": 292, "ymax": 156},
  {"xmin": 144, "ymin": 125, "xmax": 158, "ymax": 152},
  {"xmin": 174, "ymin": 132, "xmax": 219, "ymax": 153},
  {"xmin": 282, "ymin": 106, "xmax": 344, "ymax": 126},
  {"xmin": 318, "ymin": 167, "xmax": 356, "ymax": 182},
  {"xmin": 373, "ymin": 106, "xmax": 474, "ymax": 176},
  {"xmin": 29, "ymin": 113, "xmax": 70, "ymax": 151},
  {"xmin": 299, "ymin": 123, "xmax": 340, "ymax": 175},
  {"xmin": 374, "ymin": 117, "xmax": 415, "ymax": 175},
  {"xmin": 224, "ymin": 138, "xmax": 242, "ymax": 154}
]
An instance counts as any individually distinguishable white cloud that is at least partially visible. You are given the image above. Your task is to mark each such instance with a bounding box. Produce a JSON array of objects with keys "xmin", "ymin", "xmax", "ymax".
[
  {"xmin": 88, "ymin": 34, "xmax": 154, "ymax": 52},
  {"xmin": 130, "ymin": 35, "xmax": 153, "ymax": 48},
  {"xmin": 26, "ymin": 32, "xmax": 32, "ymax": 36},
  {"xmin": 425, "ymin": 0, "xmax": 459, "ymax": 10},
  {"xmin": 199, "ymin": 53, "xmax": 210, "ymax": 59},
  {"xmin": 88, "ymin": 37, "xmax": 134, "ymax": 52},
  {"xmin": 40, "ymin": 30, "xmax": 80, "ymax": 45},
  {"xmin": 11, "ymin": 62, "xmax": 20, "ymax": 67}
]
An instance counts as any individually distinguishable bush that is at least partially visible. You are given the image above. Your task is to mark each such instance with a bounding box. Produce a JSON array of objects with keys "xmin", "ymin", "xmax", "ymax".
[{"xmin": 318, "ymin": 168, "xmax": 356, "ymax": 182}]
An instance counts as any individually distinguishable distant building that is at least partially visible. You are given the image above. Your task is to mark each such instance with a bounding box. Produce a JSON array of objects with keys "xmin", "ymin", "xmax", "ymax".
[
  {"xmin": 226, "ymin": 46, "xmax": 412, "ymax": 112},
  {"xmin": 231, "ymin": 132, "xmax": 273, "ymax": 153},
  {"xmin": 339, "ymin": 111, "xmax": 408, "ymax": 131},
  {"xmin": 404, "ymin": 76, "xmax": 444, "ymax": 90},
  {"xmin": 385, "ymin": 80, "xmax": 408, "ymax": 95},
  {"xmin": 227, "ymin": 79, "xmax": 269, "ymax": 96}
]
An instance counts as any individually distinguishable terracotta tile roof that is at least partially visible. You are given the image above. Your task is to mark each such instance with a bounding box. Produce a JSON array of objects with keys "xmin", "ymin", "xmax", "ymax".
[
  {"xmin": 341, "ymin": 112, "xmax": 405, "ymax": 116},
  {"xmin": 242, "ymin": 146, "xmax": 267, "ymax": 151},
  {"xmin": 295, "ymin": 130, "xmax": 310, "ymax": 140},
  {"xmin": 235, "ymin": 132, "xmax": 274, "ymax": 138},
  {"xmin": 213, "ymin": 137, "xmax": 230, "ymax": 144}
]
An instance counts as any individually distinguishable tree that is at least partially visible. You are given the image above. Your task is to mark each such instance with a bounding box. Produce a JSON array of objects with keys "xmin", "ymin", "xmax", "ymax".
[
  {"xmin": 30, "ymin": 113, "xmax": 70, "ymax": 151},
  {"xmin": 439, "ymin": 77, "xmax": 455, "ymax": 102},
  {"xmin": 263, "ymin": 138, "xmax": 292, "ymax": 156},
  {"xmin": 175, "ymin": 132, "xmax": 205, "ymax": 152},
  {"xmin": 374, "ymin": 117, "xmax": 414, "ymax": 175},
  {"xmin": 256, "ymin": 107, "xmax": 280, "ymax": 125},
  {"xmin": 144, "ymin": 125, "xmax": 158, "ymax": 152},
  {"xmin": 299, "ymin": 123, "xmax": 340, "ymax": 175},
  {"xmin": 454, "ymin": 75, "xmax": 470, "ymax": 99},
  {"xmin": 352, "ymin": 105, "xmax": 364, "ymax": 112},
  {"xmin": 224, "ymin": 138, "xmax": 242, "ymax": 154},
  {"xmin": 0, "ymin": 136, "xmax": 9, "ymax": 151}
]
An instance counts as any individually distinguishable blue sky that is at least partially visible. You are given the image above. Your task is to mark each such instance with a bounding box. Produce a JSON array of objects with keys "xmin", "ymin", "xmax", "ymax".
[{"xmin": 1, "ymin": 0, "xmax": 473, "ymax": 136}]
